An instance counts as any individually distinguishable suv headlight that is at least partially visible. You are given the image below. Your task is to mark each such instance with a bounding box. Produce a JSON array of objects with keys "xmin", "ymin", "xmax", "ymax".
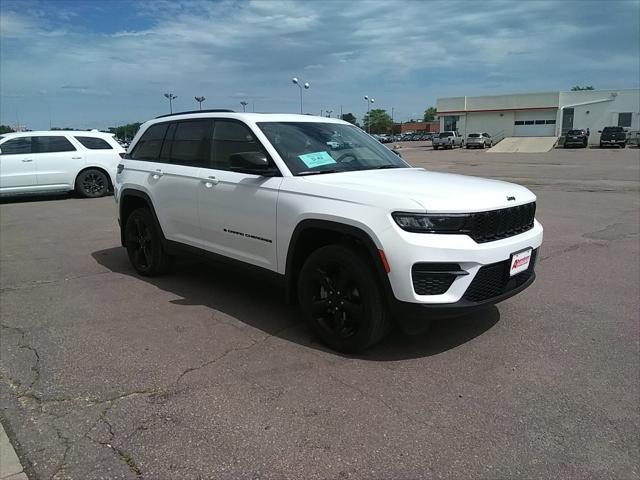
[{"xmin": 392, "ymin": 212, "xmax": 469, "ymax": 233}]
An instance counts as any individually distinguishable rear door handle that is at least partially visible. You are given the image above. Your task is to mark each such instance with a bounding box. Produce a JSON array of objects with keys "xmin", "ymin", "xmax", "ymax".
[
  {"xmin": 202, "ymin": 176, "xmax": 219, "ymax": 188},
  {"xmin": 152, "ymin": 169, "xmax": 163, "ymax": 180},
  {"xmin": 71, "ymin": 156, "xmax": 82, "ymax": 160},
  {"xmin": 21, "ymin": 159, "xmax": 33, "ymax": 162}
]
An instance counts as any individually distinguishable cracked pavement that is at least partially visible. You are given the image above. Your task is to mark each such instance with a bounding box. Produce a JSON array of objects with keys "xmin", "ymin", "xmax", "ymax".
[{"xmin": 1, "ymin": 147, "xmax": 638, "ymax": 479}]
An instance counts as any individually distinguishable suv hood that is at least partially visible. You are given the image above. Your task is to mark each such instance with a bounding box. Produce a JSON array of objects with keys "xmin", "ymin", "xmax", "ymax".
[{"xmin": 302, "ymin": 168, "xmax": 535, "ymax": 213}]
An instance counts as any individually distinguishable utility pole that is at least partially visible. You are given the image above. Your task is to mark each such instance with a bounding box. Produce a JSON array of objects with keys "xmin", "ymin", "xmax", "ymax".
[{"xmin": 195, "ymin": 96, "xmax": 206, "ymax": 110}]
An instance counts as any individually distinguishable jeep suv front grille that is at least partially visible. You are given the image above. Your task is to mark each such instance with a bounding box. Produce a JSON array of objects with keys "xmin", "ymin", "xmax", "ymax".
[
  {"xmin": 463, "ymin": 249, "xmax": 538, "ymax": 302},
  {"xmin": 468, "ymin": 202, "xmax": 536, "ymax": 243}
]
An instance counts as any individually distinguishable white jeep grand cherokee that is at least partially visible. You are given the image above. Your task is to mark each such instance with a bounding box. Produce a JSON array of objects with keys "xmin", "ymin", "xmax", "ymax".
[{"xmin": 115, "ymin": 110, "xmax": 543, "ymax": 352}]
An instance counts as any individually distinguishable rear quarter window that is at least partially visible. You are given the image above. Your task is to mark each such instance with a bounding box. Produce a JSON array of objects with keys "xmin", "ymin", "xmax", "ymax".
[
  {"xmin": 75, "ymin": 136, "xmax": 113, "ymax": 150},
  {"xmin": 130, "ymin": 123, "xmax": 168, "ymax": 160}
]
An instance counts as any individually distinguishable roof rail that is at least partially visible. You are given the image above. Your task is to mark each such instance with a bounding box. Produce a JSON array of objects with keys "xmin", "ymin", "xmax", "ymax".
[{"xmin": 155, "ymin": 109, "xmax": 235, "ymax": 119}]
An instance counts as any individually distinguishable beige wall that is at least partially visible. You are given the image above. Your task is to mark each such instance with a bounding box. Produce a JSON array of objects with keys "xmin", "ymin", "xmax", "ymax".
[
  {"xmin": 438, "ymin": 92, "xmax": 559, "ymax": 113},
  {"xmin": 464, "ymin": 111, "xmax": 517, "ymax": 138}
]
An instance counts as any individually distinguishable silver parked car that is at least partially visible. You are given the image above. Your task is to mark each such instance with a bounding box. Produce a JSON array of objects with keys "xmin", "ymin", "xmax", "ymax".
[{"xmin": 466, "ymin": 132, "xmax": 493, "ymax": 149}]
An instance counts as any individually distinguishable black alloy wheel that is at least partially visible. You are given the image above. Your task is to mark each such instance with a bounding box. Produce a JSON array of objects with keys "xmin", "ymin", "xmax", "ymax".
[
  {"xmin": 76, "ymin": 169, "xmax": 108, "ymax": 198},
  {"xmin": 298, "ymin": 244, "xmax": 391, "ymax": 353},
  {"xmin": 124, "ymin": 208, "xmax": 172, "ymax": 276}
]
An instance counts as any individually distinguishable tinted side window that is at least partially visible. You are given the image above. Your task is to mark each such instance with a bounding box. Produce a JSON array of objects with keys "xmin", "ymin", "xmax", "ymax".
[
  {"xmin": 0, "ymin": 137, "xmax": 32, "ymax": 154},
  {"xmin": 34, "ymin": 136, "xmax": 76, "ymax": 153},
  {"xmin": 75, "ymin": 136, "xmax": 113, "ymax": 150},
  {"xmin": 159, "ymin": 123, "xmax": 177, "ymax": 161},
  {"xmin": 212, "ymin": 121, "xmax": 260, "ymax": 169},
  {"xmin": 171, "ymin": 120, "xmax": 212, "ymax": 167},
  {"xmin": 130, "ymin": 123, "xmax": 168, "ymax": 161}
]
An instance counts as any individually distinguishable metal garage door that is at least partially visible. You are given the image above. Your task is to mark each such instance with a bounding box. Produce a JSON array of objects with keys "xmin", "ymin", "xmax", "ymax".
[{"xmin": 514, "ymin": 110, "xmax": 557, "ymax": 136}]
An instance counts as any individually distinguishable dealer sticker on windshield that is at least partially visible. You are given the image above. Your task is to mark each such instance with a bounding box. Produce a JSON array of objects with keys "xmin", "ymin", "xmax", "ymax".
[
  {"xmin": 510, "ymin": 248, "xmax": 532, "ymax": 277},
  {"xmin": 298, "ymin": 151, "xmax": 337, "ymax": 169}
]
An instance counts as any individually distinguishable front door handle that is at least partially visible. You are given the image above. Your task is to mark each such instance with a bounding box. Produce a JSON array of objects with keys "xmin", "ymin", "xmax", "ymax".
[
  {"xmin": 152, "ymin": 169, "xmax": 163, "ymax": 180},
  {"xmin": 21, "ymin": 159, "xmax": 33, "ymax": 163},
  {"xmin": 202, "ymin": 176, "xmax": 219, "ymax": 188},
  {"xmin": 71, "ymin": 156, "xmax": 82, "ymax": 160}
]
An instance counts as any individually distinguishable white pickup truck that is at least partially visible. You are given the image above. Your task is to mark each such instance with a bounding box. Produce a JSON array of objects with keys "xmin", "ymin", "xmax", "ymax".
[{"xmin": 432, "ymin": 131, "xmax": 464, "ymax": 150}]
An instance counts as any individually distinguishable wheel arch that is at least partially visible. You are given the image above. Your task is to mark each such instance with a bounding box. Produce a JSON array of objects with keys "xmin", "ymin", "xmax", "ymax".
[
  {"xmin": 118, "ymin": 188, "xmax": 165, "ymax": 247},
  {"xmin": 284, "ymin": 219, "xmax": 393, "ymax": 305},
  {"xmin": 75, "ymin": 166, "xmax": 114, "ymax": 192}
]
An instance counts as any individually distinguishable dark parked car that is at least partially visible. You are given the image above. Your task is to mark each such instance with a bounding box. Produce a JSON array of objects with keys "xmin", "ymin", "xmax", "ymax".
[
  {"xmin": 599, "ymin": 126, "xmax": 627, "ymax": 148},
  {"xmin": 564, "ymin": 129, "xmax": 588, "ymax": 148}
]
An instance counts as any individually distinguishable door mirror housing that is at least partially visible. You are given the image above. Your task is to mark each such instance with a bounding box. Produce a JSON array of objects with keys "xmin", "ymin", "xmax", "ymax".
[{"xmin": 229, "ymin": 152, "xmax": 279, "ymax": 176}]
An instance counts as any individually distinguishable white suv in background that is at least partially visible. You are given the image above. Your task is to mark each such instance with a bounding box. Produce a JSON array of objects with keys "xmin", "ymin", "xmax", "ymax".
[
  {"xmin": 115, "ymin": 110, "xmax": 543, "ymax": 352},
  {"xmin": 0, "ymin": 131, "xmax": 124, "ymax": 197}
]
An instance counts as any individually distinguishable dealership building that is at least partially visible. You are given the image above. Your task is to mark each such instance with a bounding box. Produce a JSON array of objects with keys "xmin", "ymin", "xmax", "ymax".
[{"xmin": 437, "ymin": 89, "xmax": 639, "ymax": 144}]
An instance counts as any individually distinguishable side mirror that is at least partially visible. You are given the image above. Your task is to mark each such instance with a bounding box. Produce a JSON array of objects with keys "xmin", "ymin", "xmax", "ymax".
[{"xmin": 229, "ymin": 152, "xmax": 278, "ymax": 176}]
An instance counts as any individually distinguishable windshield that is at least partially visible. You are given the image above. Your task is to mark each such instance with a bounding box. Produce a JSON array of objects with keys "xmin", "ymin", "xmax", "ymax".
[
  {"xmin": 567, "ymin": 130, "xmax": 583, "ymax": 135},
  {"xmin": 257, "ymin": 122, "xmax": 409, "ymax": 175},
  {"xmin": 468, "ymin": 133, "xmax": 481, "ymax": 138},
  {"xmin": 602, "ymin": 127, "xmax": 623, "ymax": 133},
  {"xmin": 438, "ymin": 132, "xmax": 453, "ymax": 138}
]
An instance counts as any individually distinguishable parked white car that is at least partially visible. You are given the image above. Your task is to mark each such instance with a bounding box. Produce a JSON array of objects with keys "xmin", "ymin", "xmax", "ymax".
[
  {"xmin": 116, "ymin": 112, "xmax": 542, "ymax": 352},
  {"xmin": 0, "ymin": 131, "xmax": 124, "ymax": 197}
]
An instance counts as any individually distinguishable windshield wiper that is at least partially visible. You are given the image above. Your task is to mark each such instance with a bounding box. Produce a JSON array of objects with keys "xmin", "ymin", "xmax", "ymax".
[
  {"xmin": 371, "ymin": 165, "xmax": 401, "ymax": 170},
  {"xmin": 297, "ymin": 169, "xmax": 340, "ymax": 176}
]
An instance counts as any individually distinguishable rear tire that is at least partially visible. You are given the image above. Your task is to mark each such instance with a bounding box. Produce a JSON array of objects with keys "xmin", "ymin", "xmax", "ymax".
[
  {"xmin": 124, "ymin": 208, "xmax": 172, "ymax": 276},
  {"xmin": 75, "ymin": 169, "xmax": 109, "ymax": 198},
  {"xmin": 298, "ymin": 244, "xmax": 392, "ymax": 353}
]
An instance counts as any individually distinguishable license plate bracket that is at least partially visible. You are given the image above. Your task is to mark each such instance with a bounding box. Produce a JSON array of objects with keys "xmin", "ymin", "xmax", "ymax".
[{"xmin": 509, "ymin": 248, "xmax": 533, "ymax": 277}]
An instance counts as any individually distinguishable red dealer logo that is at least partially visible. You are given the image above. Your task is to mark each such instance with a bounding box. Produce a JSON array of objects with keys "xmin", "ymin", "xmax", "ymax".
[{"xmin": 512, "ymin": 256, "xmax": 530, "ymax": 270}]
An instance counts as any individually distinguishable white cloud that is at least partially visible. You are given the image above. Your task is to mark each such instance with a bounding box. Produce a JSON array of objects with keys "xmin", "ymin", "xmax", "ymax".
[{"xmin": 0, "ymin": 0, "xmax": 638, "ymax": 129}]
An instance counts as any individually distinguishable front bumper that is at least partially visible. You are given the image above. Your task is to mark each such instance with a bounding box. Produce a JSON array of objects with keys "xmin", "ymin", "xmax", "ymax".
[
  {"xmin": 379, "ymin": 219, "xmax": 543, "ymax": 304},
  {"xmin": 600, "ymin": 139, "xmax": 625, "ymax": 145}
]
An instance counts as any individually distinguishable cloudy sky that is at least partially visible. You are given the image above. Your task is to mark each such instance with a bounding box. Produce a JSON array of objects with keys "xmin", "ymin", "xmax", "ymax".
[{"xmin": 1, "ymin": 0, "xmax": 638, "ymax": 129}]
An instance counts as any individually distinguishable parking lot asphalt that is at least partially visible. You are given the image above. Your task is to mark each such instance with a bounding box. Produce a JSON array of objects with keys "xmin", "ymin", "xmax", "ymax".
[{"xmin": 1, "ymin": 146, "xmax": 638, "ymax": 479}]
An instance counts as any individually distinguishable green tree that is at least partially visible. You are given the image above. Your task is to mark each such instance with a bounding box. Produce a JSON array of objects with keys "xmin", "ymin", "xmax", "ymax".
[
  {"xmin": 363, "ymin": 109, "xmax": 393, "ymax": 134},
  {"xmin": 0, "ymin": 125, "xmax": 15, "ymax": 134},
  {"xmin": 571, "ymin": 85, "xmax": 594, "ymax": 91},
  {"xmin": 423, "ymin": 106, "xmax": 437, "ymax": 122},
  {"xmin": 341, "ymin": 113, "xmax": 357, "ymax": 125},
  {"xmin": 108, "ymin": 122, "xmax": 142, "ymax": 141}
]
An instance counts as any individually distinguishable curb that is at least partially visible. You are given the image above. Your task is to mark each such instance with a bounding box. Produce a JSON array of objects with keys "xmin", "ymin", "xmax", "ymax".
[{"xmin": 0, "ymin": 423, "xmax": 27, "ymax": 480}]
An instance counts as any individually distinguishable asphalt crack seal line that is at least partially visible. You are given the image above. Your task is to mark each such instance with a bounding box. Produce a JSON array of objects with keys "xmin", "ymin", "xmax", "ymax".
[{"xmin": 1, "ymin": 323, "xmax": 41, "ymax": 390}]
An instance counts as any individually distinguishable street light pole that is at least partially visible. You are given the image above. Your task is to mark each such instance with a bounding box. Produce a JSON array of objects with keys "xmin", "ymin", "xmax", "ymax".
[
  {"xmin": 326, "ymin": 110, "xmax": 333, "ymax": 118},
  {"xmin": 240, "ymin": 101, "xmax": 248, "ymax": 112},
  {"xmin": 364, "ymin": 95, "xmax": 375, "ymax": 133},
  {"xmin": 164, "ymin": 93, "xmax": 177, "ymax": 114},
  {"xmin": 292, "ymin": 77, "xmax": 310, "ymax": 114},
  {"xmin": 195, "ymin": 96, "xmax": 206, "ymax": 111}
]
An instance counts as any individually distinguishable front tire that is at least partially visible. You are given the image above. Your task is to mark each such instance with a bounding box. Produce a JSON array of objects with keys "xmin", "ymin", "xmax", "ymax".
[
  {"xmin": 75, "ymin": 169, "xmax": 109, "ymax": 198},
  {"xmin": 124, "ymin": 208, "xmax": 172, "ymax": 276},
  {"xmin": 298, "ymin": 244, "xmax": 392, "ymax": 353}
]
